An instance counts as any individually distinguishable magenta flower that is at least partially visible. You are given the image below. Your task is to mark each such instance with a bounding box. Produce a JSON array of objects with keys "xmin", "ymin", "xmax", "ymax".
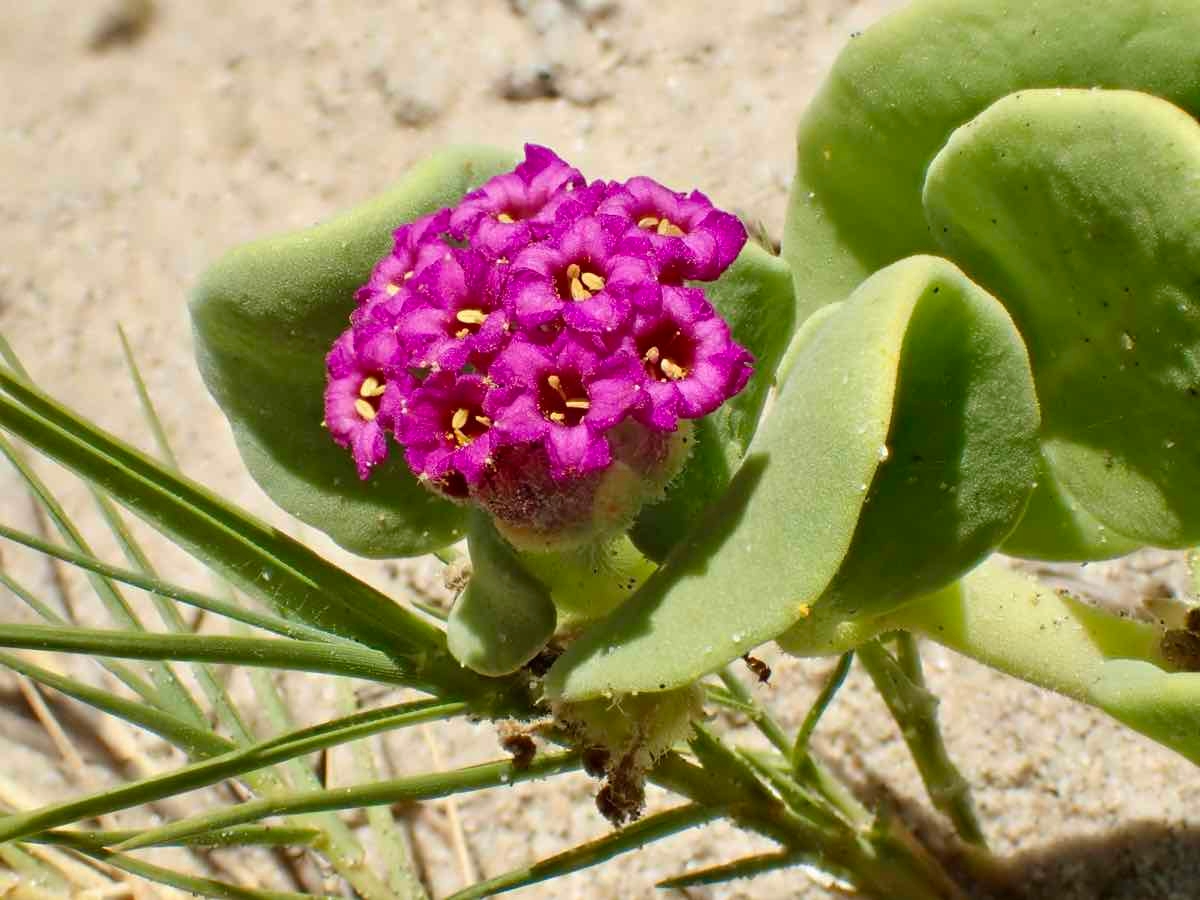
[
  {"xmin": 355, "ymin": 208, "xmax": 451, "ymax": 312},
  {"xmin": 599, "ymin": 176, "xmax": 746, "ymax": 281},
  {"xmin": 397, "ymin": 248, "xmax": 510, "ymax": 371},
  {"xmin": 323, "ymin": 328, "xmax": 407, "ymax": 479},
  {"xmin": 450, "ymin": 144, "xmax": 585, "ymax": 258},
  {"xmin": 323, "ymin": 145, "xmax": 755, "ymax": 547},
  {"xmin": 629, "ymin": 287, "xmax": 754, "ymax": 431},
  {"xmin": 489, "ymin": 333, "xmax": 646, "ymax": 477},
  {"xmin": 397, "ymin": 372, "xmax": 504, "ymax": 496},
  {"xmin": 504, "ymin": 216, "xmax": 656, "ymax": 333}
]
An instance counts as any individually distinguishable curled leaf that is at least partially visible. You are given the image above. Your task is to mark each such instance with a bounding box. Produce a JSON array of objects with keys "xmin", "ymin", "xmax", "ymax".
[{"xmin": 192, "ymin": 146, "xmax": 518, "ymax": 558}]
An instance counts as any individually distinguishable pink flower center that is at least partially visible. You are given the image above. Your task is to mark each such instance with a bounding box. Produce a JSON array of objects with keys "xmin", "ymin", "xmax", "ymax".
[
  {"xmin": 556, "ymin": 262, "xmax": 607, "ymax": 302},
  {"xmin": 538, "ymin": 371, "xmax": 591, "ymax": 426},
  {"xmin": 637, "ymin": 323, "xmax": 693, "ymax": 382},
  {"xmin": 354, "ymin": 374, "xmax": 387, "ymax": 421},
  {"xmin": 445, "ymin": 403, "xmax": 492, "ymax": 447}
]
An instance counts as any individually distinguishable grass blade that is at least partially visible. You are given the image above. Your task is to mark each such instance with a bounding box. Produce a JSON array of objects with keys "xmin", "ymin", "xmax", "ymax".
[
  {"xmin": 445, "ymin": 803, "xmax": 718, "ymax": 899},
  {"xmin": 48, "ymin": 833, "xmax": 331, "ymax": 900},
  {"xmin": 657, "ymin": 850, "xmax": 815, "ymax": 889},
  {"xmin": 0, "ymin": 697, "xmax": 462, "ymax": 844},
  {"xmin": 115, "ymin": 752, "xmax": 581, "ymax": 850},
  {"xmin": 32, "ymin": 824, "xmax": 321, "ymax": 849},
  {"xmin": 0, "ymin": 520, "xmax": 345, "ymax": 642},
  {"xmin": 0, "ymin": 649, "xmax": 229, "ymax": 759},
  {"xmin": 0, "ymin": 623, "xmax": 417, "ymax": 685},
  {"xmin": 793, "ymin": 651, "xmax": 854, "ymax": 763},
  {"xmin": 0, "ymin": 567, "xmax": 159, "ymax": 705},
  {"xmin": 0, "ymin": 358, "xmax": 450, "ymax": 660}
]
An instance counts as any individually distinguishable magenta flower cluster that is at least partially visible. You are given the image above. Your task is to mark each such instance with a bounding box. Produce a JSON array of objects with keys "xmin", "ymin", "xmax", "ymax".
[{"xmin": 324, "ymin": 145, "xmax": 752, "ymax": 504}]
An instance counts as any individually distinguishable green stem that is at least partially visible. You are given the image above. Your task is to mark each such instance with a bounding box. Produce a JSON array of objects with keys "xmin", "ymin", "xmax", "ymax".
[
  {"xmin": 792, "ymin": 651, "xmax": 854, "ymax": 764},
  {"xmin": 717, "ymin": 667, "xmax": 791, "ymax": 754},
  {"xmin": 858, "ymin": 637, "xmax": 985, "ymax": 846}
]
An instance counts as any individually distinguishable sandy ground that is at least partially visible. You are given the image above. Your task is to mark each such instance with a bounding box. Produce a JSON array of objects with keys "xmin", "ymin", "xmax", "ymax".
[{"xmin": 1, "ymin": 1, "xmax": 1199, "ymax": 897}]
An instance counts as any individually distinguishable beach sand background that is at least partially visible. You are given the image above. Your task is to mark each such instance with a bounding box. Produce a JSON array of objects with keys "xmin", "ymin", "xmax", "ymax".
[{"xmin": 1, "ymin": 1, "xmax": 1198, "ymax": 897}]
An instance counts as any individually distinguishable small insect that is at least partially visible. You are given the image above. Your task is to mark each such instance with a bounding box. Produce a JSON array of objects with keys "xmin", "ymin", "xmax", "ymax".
[
  {"xmin": 500, "ymin": 733, "xmax": 537, "ymax": 771},
  {"xmin": 742, "ymin": 653, "xmax": 772, "ymax": 684}
]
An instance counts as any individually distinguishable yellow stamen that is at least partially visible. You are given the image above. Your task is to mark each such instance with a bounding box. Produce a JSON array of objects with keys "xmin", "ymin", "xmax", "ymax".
[
  {"xmin": 496, "ymin": 212, "xmax": 515, "ymax": 224},
  {"xmin": 359, "ymin": 376, "xmax": 386, "ymax": 398},
  {"xmin": 566, "ymin": 263, "xmax": 582, "ymax": 279},
  {"xmin": 455, "ymin": 328, "xmax": 470, "ymax": 339},
  {"xmin": 354, "ymin": 399, "xmax": 377, "ymax": 421},
  {"xmin": 403, "ymin": 270, "xmax": 415, "ymax": 280},
  {"xmin": 656, "ymin": 218, "xmax": 685, "ymax": 237},
  {"xmin": 456, "ymin": 308, "xmax": 488, "ymax": 325},
  {"xmin": 451, "ymin": 408, "xmax": 470, "ymax": 431},
  {"xmin": 637, "ymin": 216, "xmax": 660, "ymax": 230},
  {"xmin": 475, "ymin": 415, "xmax": 492, "ymax": 427},
  {"xmin": 660, "ymin": 358, "xmax": 688, "ymax": 381},
  {"xmin": 580, "ymin": 271, "xmax": 605, "ymax": 291},
  {"xmin": 547, "ymin": 374, "xmax": 566, "ymax": 398},
  {"xmin": 385, "ymin": 283, "xmax": 401, "ymax": 296},
  {"xmin": 549, "ymin": 411, "xmax": 566, "ymax": 422},
  {"xmin": 569, "ymin": 278, "xmax": 592, "ymax": 301},
  {"xmin": 565, "ymin": 399, "xmax": 590, "ymax": 410},
  {"xmin": 643, "ymin": 346, "xmax": 661, "ymax": 364}
]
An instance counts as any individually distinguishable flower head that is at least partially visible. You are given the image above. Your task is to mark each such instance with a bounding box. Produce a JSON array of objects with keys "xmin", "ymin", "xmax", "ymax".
[{"xmin": 323, "ymin": 147, "xmax": 754, "ymax": 546}]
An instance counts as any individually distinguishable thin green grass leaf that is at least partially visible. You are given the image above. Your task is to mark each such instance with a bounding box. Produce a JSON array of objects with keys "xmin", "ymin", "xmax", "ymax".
[
  {"xmin": 0, "ymin": 623, "xmax": 418, "ymax": 684},
  {"xmin": 717, "ymin": 666, "xmax": 791, "ymax": 754},
  {"xmin": 445, "ymin": 804, "xmax": 718, "ymax": 900},
  {"xmin": 657, "ymin": 850, "xmax": 816, "ymax": 889},
  {"xmin": 0, "ymin": 430, "xmax": 199, "ymax": 719},
  {"xmin": 335, "ymin": 682, "xmax": 427, "ymax": 900},
  {"xmin": 243, "ymin": 657, "xmax": 405, "ymax": 900},
  {"xmin": 0, "ymin": 696, "xmax": 461, "ymax": 844},
  {"xmin": 0, "ymin": 649, "xmax": 229, "ymax": 759},
  {"xmin": 793, "ymin": 651, "xmax": 854, "ymax": 763},
  {"xmin": 52, "ymin": 836, "xmax": 330, "ymax": 900},
  {"xmin": 115, "ymin": 752, "xmax": 581, "ymax": 850},
  {"xmin": 0, "ymin": 520, "xmax": 341, "ymax": 643},
  {"xmin": 32, "ymin": 824, "xmax": 321, "ymax": 849},
  {"xmin": 0, "ymin": 359, "xmax": 456, "ymax": 666},
  {"xmin": 0, "ymin": 567, "xmax": 158, "ymax": 704},
  {"xmin": 117, "ymin": 325, "xmax": 179, "ymax": 468}
]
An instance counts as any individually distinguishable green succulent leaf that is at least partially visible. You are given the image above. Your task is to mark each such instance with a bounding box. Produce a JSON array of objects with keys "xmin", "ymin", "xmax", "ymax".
[
  {"xmin": 191, "ymin": 146, "xmax": 518, "ymax": 558},
  {"xmin": 1089, "ymin": 660, "xmax": 1200, "ymax": 768},
  {"xmin": 546, "ymin": 255, "xmax": 1037, "ymax": 699},
  {"xmin": 448, "ymin": 514, "xmax": 557, "ymax": 676},
  {"xmin": 924, "ymin": 89, "xmax": 1200, "ymax": 549},
  {"xmin": 631, "ymin": 242, "xmax": 797, "ymax": 561},
  {"xmin": 782, "ymin": 0, "xmax": 1200, "ymax": 326}
]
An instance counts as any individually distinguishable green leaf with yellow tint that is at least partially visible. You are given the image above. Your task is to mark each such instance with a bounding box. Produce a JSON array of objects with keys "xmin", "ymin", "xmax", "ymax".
[
  {"xmin": 192, "ymin": 146, "xmax": 518, "ymax": 558},
  {"xmin": 547, "ymin": 255, "xmax": 1038, "ymax": 700}
]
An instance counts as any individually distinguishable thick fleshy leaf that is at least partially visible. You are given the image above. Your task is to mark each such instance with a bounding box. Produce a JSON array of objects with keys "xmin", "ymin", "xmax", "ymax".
[
  {"xmin": 630, "ymin": 241, "xmax": 796, "ymax": 561},
  {"xmin": 925, "ymin": 89, "xmax": 1200, "ymax": 549},
  {"xmin": 1000, "ymin": 457, "xmax": 1140, "ymax": 561},
  {"xmin": 546, "ymin": 255, "xmax": 1036, "ymax": 699},
  {"xmin": 1089, "ymin": 660, "xmax": 1200, "ymax": 768},
  {"xmin": 448, "ymin": 515, "xmax": 556, "ymax": 676},
  {"xmin": 192, "ymin": 146, "xmax": 518, "ymax": 558},
  {"xmin": 781, "ymin": 0, "xmax": 1200, "ymax": 326}
]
